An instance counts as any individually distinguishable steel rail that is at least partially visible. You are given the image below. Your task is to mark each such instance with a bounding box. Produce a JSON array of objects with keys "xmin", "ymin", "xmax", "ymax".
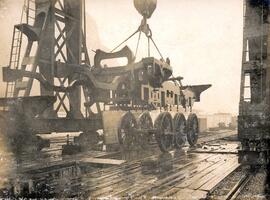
[{"xmin": 224, "ymin": 173, "xmax": 252, "ymax": 200}]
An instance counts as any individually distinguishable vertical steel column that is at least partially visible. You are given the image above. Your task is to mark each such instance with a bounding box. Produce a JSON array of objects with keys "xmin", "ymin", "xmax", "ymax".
[
  {"xmin": 266, "ymin": 4, "xmax": 270, "ymax": 113},
  {"xmin": 64, "ymin": 0, "xmax": 82, "ymax": 118},
  {"xmin": 37, "ymin": 0, "xmax": 55, "ymax": 97},
  {"xmin": 34, "ymin": 0, "xmax": 55, "ymax": 117}
]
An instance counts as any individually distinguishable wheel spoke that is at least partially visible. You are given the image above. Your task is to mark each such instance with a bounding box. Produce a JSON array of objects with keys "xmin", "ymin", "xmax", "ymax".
[
  {"xmin": 187, "ymin": 113, "xmax": 199, "ymax": 146},
  {"xmin": 138, "ymin": 111, "xmax": 153, "ymax": 149},
  {"xmin": 118, "ymin": 112, "xmax": 137, "ymax": 150},
  {"xmin": 174, "ymin": 113, "xmax": 186, "ymax": 149},
  {"xmin": 154, "ymin": 112, "xmax": 173, "ymax": 152}
]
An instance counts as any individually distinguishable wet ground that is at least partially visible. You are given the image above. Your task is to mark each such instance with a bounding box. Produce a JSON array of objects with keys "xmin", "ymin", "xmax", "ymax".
[{"xmin": 0, "ymin": 130, "xmax": 241, "ymax": 199}]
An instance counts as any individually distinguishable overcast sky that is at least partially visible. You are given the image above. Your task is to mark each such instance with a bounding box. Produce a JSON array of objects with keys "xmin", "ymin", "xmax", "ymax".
[{"xmin": 0, "ymin": 0, "xmax": 243, "ymax": 114}]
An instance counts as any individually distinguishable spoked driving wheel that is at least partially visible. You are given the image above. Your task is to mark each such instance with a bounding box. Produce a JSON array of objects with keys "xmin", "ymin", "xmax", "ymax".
[
  {"xmin": 187, "ymin": 113, "xmax": 199, "ymax": 147},
  {"xmin": 154, "ymin": 112, "xmax": 174, "ymax": 152},
  {"xmin": 118, "ymin": 112, "xmax": 138, "ymax": 150},
  {"xmin": 137, "ymin": 111, "xmax": 153, "ymax": 149},
  {"xmin": 174, "ymin": 113, "xmax": 187, "ymax": 149}
]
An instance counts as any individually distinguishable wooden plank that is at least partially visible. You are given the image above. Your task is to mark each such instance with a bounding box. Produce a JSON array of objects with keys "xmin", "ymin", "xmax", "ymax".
[
  {"xmin": 93, "ymin": 151, "xmax": 120, "ymax": 159},
  {"xmin": 191, "ymin": 159, "xmax": 237, "ymax": 190},
  {"xmin": 94, "ymin": 175, "xmax": 155, "ymax": 198},
  {"xmin": 80, "ymin": 158, "xmax": 126, "ymax": 165},
  {"xmin": 176, "ymin": 155, "xmax": 230, "ymax": 188},
  {"xmin": 159, "ymin": 187, "xmax": 181, "ymax": 197},
  {"xmin": 173, "ymin": 188, "xmax": 208, "ymax": 200},
  {"xmin": 129, "ymin": 155, "xmax": 222, "ymax": 198},
  {"xmin": 200, "ymin": 162, "xmax": 240, "ymax": 192},
  {"xmin": 200, "ymin": 161, "xmax": 240, "ymax": 191},
  {"xmin": 86, "ymin": 145, "xmax": 214, "ymax": 195},
  {"xmin": 188, "ymin": 150, "xmax": 238, "ymax": 154},
  {"xmin": 160, "ymin": 157, "xmax": 237, "ymax": 197},
  {"xmin": 98, "ymin": 154, "xmax": 212, "ymax": 198},
  {"xmin": 190, "ymin": 156, "xmax": 238, "ymax": 190},
  {"xmin": 109, "ymin": 154, "xmax": 218, "ymax": 198}
]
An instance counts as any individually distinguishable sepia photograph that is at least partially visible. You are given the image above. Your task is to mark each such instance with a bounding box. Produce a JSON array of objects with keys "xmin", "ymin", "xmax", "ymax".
[{"xmin": 0, "ymin": 0, "xmax": 269, "ymax": 199}]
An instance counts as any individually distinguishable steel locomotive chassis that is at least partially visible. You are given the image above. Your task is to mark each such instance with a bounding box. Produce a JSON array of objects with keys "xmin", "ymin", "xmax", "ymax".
[{"xmin": 0, "ymin": 95, "xmax": 199, "ymax": 153}]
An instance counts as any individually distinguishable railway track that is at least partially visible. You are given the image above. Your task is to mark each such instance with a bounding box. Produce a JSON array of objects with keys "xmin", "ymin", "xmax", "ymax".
[
  {"xmin": 224, "ymin": 173, "xmax": 252, "ymax": 200},
  {"xmin": 207, "ymin": 167, "xmax": 256, "ymax": 200}
]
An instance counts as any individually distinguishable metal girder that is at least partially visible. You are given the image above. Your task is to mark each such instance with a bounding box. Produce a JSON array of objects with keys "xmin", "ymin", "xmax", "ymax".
[{"xmin": 29, "ymin": 118, "xmax": 103, "ymax": 133}]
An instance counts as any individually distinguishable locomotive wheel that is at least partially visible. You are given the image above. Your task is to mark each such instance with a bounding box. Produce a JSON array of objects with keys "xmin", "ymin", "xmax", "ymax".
[
  {"xmin": 154, "ymin": 112, "xmax": 174, "ymax": 152},
  {"xmin": 118, "ymin": 112, "xmax": 138, "ymax": 150},
  {"xmin": 174, "ymin": 113, "xmax": 186, "ymax": 149},
  {"xmin": 187, "ymin": 113, "xmax": 199, "ymax": 147},
  {"xmin": 137, "ymin": 111, "xmax": 153, "ymax": 149}
]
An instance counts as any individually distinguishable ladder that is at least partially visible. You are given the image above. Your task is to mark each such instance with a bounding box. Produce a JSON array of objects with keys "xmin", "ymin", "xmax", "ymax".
[
  {"xmin": 5, "ymin": 27, "xmax": 23, "ymax": 98},
  {"xmin": 4, "ymin": 0, "xmax": 36, "ymax": 99},
  {"xmin": 25, "ymin": 0, "xmax": 36, "ymax": 25}
]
